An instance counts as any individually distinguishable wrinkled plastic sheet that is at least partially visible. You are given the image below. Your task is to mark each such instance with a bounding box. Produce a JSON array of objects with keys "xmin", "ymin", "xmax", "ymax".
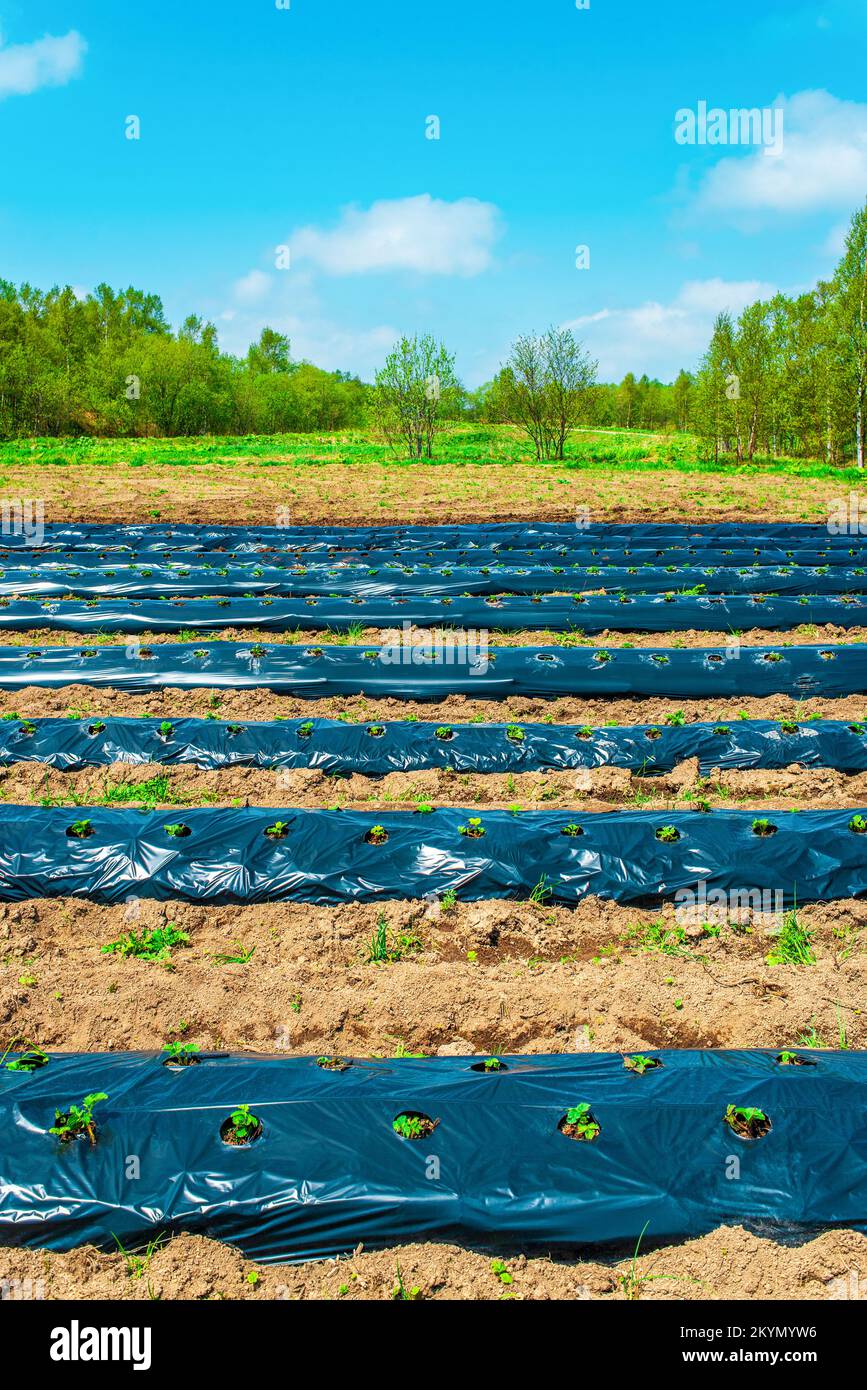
[
  {"xmin": 3, "ymin": 715, "xmax": 867, "ymax": 776},
  {"xmin": 0, "ymin": 521, "xmax": 860, "ymax": 551},
  {"xmin": 0, "ymin": 805, "xmax": 864, "ymax": 906},
  {"xmin": 0, "ymin": 641, "xmax": 861, "ymax": 698},
  {"xmin": 2, "ymin": 1050, "xmax": 866, "ymax": 1261},
  {"xmin": 1, "ymin": 592, "xmax": 865, "ymax": 634},
  {"xmin": 4, "ymin": 545, "xmax": 863, "ymax": 568},
  {"xmin": 1, "ymin": 561, "xmax": 864, "ymax": 598}
]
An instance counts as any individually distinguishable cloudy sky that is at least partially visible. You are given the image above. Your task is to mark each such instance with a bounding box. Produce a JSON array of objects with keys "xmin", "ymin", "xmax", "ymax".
[{"xmin": 1, "ymin": 0, "xmax": 865, "ymax": 385}]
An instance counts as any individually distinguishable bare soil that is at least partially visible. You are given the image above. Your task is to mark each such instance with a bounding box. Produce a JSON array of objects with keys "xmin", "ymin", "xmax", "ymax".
[{"xmin": 2, "ymin": 1224, "xmax": 866, "ymax": 1300}]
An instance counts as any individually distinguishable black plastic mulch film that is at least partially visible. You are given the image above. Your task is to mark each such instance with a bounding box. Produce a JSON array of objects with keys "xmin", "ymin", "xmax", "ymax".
[
  {"xmin": 4, "ymin": 715, "xmax": 867, "ymax": 775},
  {"xmin": 2, "ymin": 1050, "xmax": 866, "ymax": 1261},
  {"xmin": 2, "ymin": 525, "xmax": 866, "ymax": 1263},
  {"xmin": 0, "ymin": 805, "xmax": 864, "ymax": 906},
  {"xmin": 1, "ymin": 640, "xmax": 864, "ymax": 697},
  {"xmin": 3, "ymin": 593, "xmax": 866, "ymax": 634}
]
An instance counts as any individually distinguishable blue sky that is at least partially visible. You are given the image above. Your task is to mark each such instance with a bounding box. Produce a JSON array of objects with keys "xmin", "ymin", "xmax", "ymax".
[{"xmin": 1, "ymin": 0, "xmax": 866, "ymax": 385}]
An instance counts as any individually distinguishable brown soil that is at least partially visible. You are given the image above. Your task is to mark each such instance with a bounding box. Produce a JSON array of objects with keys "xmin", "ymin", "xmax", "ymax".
[
  {"xmin": 2, "ymin": 1224, "xmax": 866, "ymax": 1300},
  {"xmin": 2, "ymin": 758, "xmax": 867, "ymax": 814},
  {"xmin": 0, "ymin": 457, "xmax": 849, "ymax": 525},
  {"xmin": 1, "ymin": 894, "xmax": 863, "ymax": 1055},
  {"xmin": 2, "ymin": 685, "xmax": 866, "ymax": 729},
  {"xmin": 0, "ymin": 623, "xmax": 862, "ymax": 649}
]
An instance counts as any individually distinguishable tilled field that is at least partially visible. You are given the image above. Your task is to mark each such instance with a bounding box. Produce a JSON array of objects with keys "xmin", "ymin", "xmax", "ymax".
[{"xmin": 1, "ymin": 503, "xmax": 867, "ymax": 1300}]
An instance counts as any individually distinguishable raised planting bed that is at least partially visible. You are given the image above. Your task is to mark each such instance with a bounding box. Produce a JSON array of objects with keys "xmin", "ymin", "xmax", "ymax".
[
  {"xmin": 0, "ymin": 642, "xmax": 866, "ymax": 698},
  {"xmin": 4, "ymin": 716, "xmax": 867, "ymax": 776},
  {"xmin": 1, "ymin": 1050, "xmax": 864, "ymax": 1263},
  {"xmin": 0, "ymin": 805, "xmax": 866, "ymax": 905},
  {"xmin": 1, "ymin": 592, "xmax": 865, "ymax": 635}
]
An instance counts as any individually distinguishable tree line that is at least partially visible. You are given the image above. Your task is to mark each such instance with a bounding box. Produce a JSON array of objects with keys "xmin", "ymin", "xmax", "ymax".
[{"xmin": 2, "ymin": 198, "xmax": 865, "ymax": 464}]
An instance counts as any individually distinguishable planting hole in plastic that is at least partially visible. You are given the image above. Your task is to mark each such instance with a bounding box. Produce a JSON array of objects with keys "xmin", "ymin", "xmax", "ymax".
[
  {"xmin": 471, "ymin": 1058, "xmax": 508, "ymax": 1074},
  {"xmin": 316, "ymin": 1056, "xmax": 351, "ymax": 1072},
  {"xmin": 557, "ymin": 1104, "xmax": 600, "ymax": 1142},
  {"xmin": 724, "ymin": 1106, "xmax": 772, "ymax": 1141},
  {"xmin": 776, "ymin": 1051, "xmax": 816, "ymax": 1067},
  {"xmin": 393, "ymin": 1110, "xmax": 438, "ymax": 1140},
  {"xmin": 219, "ymin": 1109, "xmax": 263, "ymax": 1146}
]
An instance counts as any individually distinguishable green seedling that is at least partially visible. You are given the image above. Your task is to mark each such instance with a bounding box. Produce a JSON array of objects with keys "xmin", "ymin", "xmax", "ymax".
[
  {"xmin": 102, "ymin": 923, "xmax": 189, "ymax": 966},
  {"xmin": 561, "ymin": 822, "xmax": 583, "ymax": 837},
  {"xmin": 162, "ymin": 1041, "xmax": 200, "ymax": 1066},
  {"xmin": 67, "ymin": 818, "xmax": 93, "ymax": 839},
  {"xmin": 724, "ymin": 1105, "xmax": 771, "ymax": 1139},
  {"xmin": 113, "ymin": 1233, "xmax": 166, "ymax": 1280},
  {"xmin": 158, "ymin": 721, "xmax": 174, "ymax": 738},
  {"xmin": 163, "ymin": 822, "xmax": 190, "ymax": 838},
  {"xmin": 89, "ymin": 721, "xmax": 106, "ymax": 735},
  {"xmin": 440, "ymin": 888, "xmax": 457, "ymax": 912},
  {"xmin": 1, "ymin": 1037, "xmax": 48, "ymax": 1072},
  {"xmin": 393, "ymin": 1112, "xmax": 436, "ymax": 1140},
  {"xmin": 777, "ymin": 1050, "xmax": 813, "ymax": 1067},
  {"xmin": 481, "ymin": 1057, "xmax": 503, "ymax": 1072},
  {"xmin": 298, "ymin": 721, "xmax": 314, "ymax": 738},
  {"xmin": 713, "ymin": 725, "xmax": 730, "ymax": 736},
  {"xmin": 779, "ymin": 720, "xmax": 799, "ymax": 735},
  {"xmin": 506, "ymin": 724, "xmax": 525, "ymax": 742},
  {"xmin": 530, "ymin": 874, "xmax": 552, "ymax": 906},
  {"xmin": 752, "ymin": 818, "xmax": 777, "ymax": 837},
  {"xmin": 212, "ymin": 942, "xmax": 255, "ymax": 965},
  {"xmin": 576, "ymin": 726, "xmax": 593, "ymax": 739},
  {"xmin": 665, "ymin": 710, "xmax": 686, "ymax": 727},
  {"xmin": 849, "ymin": 815, "xmax": 867, "ymax": 834},
  {"xmin": 221, "ymin": 1104, "xmax": 261, "ymax": 1145},
  {"xmin": 458, "ymin": 817, "xmax": 486, "ymax": 838},
  {"xmin": 655, "ymin": 825, "xmax": 680, "ymax": 843},
  {"xmin": 50, "ymin": 1092, "xmax": 108, "ymax": 1146},
  {"xmin": 368, "ymin": 725, "xmax": 385, "ymax": 737},
  {"xmin": 560, "ymin": 1103, "xmax": 600, "ymax": 1141},
  {"xmin": 365, "ymin": 825, "xmax": 388, "ymax": 844},
  {"xmin": 434, "ymin": 725, "xmax": 453, "ymax": 741},
  {"xmin": 391, "ymin": 1261, "xmax": 422, "ymax": 1301},
  {"xmin": 316, "ymin": 1056, "xmax": 350, "ymax": 1072},
  {"xmin": 265, "ymin": 821, "xmax": 289, "ymax": 839},
  {"xmin": 766, "ymin": 908, "xmax": 814, "ymax": 967},
  {"xmin": 18, "ymin": 720, "xmax": 37, "ymax": 736},
  {"xmin": 490, "ymin": 1259, "xmax": 513, "ymax": 1286},
  {"xmin": 624, "ymin": 1055, "xmax": 661, "ymax": 1075}
]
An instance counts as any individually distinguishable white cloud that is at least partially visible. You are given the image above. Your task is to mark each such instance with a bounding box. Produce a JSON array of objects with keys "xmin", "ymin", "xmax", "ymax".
[
  {"xmin": 563, "ymin": 278, "xmax": 776, "ymax": 380},
  {"xmin": 0, "ymin": 29, "xmax": 86, "ymax": 99},
  {"xmin": 233, "ymin": 269, "xmax": 272, "ymax": 304},
  {"xmin": 694, "ymin": 90, "xmax": 867, "ymax": 215},
  {"xmin": 290, "ymin": 194, "xmax": 500, "ymax": 276}
]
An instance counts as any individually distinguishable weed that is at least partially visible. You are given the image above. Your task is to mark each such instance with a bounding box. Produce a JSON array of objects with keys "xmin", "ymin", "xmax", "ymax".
[
  {"xmin": 102, "ymin": 923, "xmax": 189, "ymax": 966},
  {"xmin": 766, "ymin": 909, "xmax": 815, "ymax": 967},
  {"xmin": 212, "ymin": 942, "xmax": 255, "ymax": 965},
  {"xmin": 529, "ymin": 874, "xmax": 553, "ymax": 906},
  {"xmin": 113, "ymin": 1233, "xmax": 166, "ymax": 1280},
  {"xmin": 391, "ymin": 1262, "xmax": 422, "ymax": 1301}
]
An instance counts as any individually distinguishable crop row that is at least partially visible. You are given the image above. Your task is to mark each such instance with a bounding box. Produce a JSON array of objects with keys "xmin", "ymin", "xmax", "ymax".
[
  {"xmin": 3, "ymin": 714, "xmax": 867, "ymax": 775},
  {"xmin": 0, "ymin": 805, "xmax": 864, "ymax": 905},
  {"xmin": 2, "ymin": 1050, "xmax": 864, "ymax": 1262}
]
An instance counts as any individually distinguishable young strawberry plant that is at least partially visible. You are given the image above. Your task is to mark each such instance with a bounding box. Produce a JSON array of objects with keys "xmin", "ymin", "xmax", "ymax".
[
  {"xmin": 506, "ymin": 724, "xmax": 525, "ymax": 742},
  {"xmin": 316, "ymin": 1056, "xmax": 351, "ymax": 1072},
  {"xmin": 67, "ymin": 818, "xmax": 94, "ymax": 839},
  {"xmin": 50, "ymin": 1092, "xmax": 108, "ymax": 1146},
  {"xmin": 458, "ymin": 817, "xmax": 486, "ymax": 838},
  {"xmin": 623, "ymin": 1054, "xmax": 661, "ymax": 1075},
  {"xmin": 777, "ymin": 1050, "xmax": 814, "ymax": 1067},
  {"xmin": 1, "ymin": 1037, "xmax": 48, "ymax": 1072},
  {"xmin": 752, "ymin": 818, "xmax": 777, "ymax": 837},
  {"xmin": 162, "ymin": 1041, "xmax": 200, "ymax": 1067},
  {"xmin": 365, "ymin": 824, "xmax": 388, "ymax": 845},
  {"xmin": 164, "ymin": 822, "xmax": 190, "ymax": 838},
  {"xmin": 561, "ymin": 822, "xmax": 583, "ymax": 837},
  {"xmin": 220, "ymin": 1103, "xmax": 262, "ymax": 1145},
  {"xmin": 471, "ymin": 1057, "xmax": 506, "ymax": 1073},
  {"xmin": 264, "ymin": 820, "xmax": 289, "ymax": 840},
  {"xmin": 655, "ymin": 825, "xmax": 680, "ymax": 843},
  {"xmin": 392, "ymin": 1111, "xmax": 438, "ymax": 1140},
  {"xmin": 558, "ymin": 1103, "xmax": 600, "ymax": 1142},
  {"xmin": 724, "ymin": 1104, "xmax": 771, "ymax": 1139},
  {"xmin": 849, "ymin": 814, "xmax": 867, "ymax": 834},
  {"xmin": 434, "ymin": 725, "xmax": 454, "ymax": 741}
]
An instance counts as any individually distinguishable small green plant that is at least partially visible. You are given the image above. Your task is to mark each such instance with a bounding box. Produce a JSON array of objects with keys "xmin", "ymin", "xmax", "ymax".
[
  {"xmin": 766, "ymin": 908, "xmax": 815, "ymax": 967},
  {"xmin": 752, "ymin": 818, "xmax": 777, "ymax": 837},
  {"xmin": 211, "ymin": 942, "xmax": 255, "ymax": 965},
  {"xmin": 559, "ymin": 1103, "xmax": 600, "ymax": 1141},
  {"xmin": 50, "ymin": 1092, "xmax": 108, "ymax": 1146},
  {"xmin": 163, "ymin": 822, "xmax": 190, "ymax": 838},
  {"xmin": 158, "ymin": 721, "xmax": 174, "ymax": 738},
  {"xmin": 368, "ymin": 725, "xmax": 385, "ymax": 737},
  {"xmin": 316, "ymin": 1056, "xmax": 350, "ymax": 1072},
  {"xmin": 162, "ymin": 1041, "xmax": 200, "ymax": 1067},
  {"xmin": 440, "ymin": 888, "xmax": 457, "ymax": 912},
  {"xmin": 393, "ymin": 1111, "xmax": 437, "ymax": 1140},
  {"xmin": 67, "ymin": 818, "xmax": 93, "ymax": 839},
  {"xmin": 298, "ymin": 720, "xmax": 314, "ymax": 738},
  {"xmin": 221, "ymin": 1104, "xmax": 262, "ymax": 1145},
  {"xmin": 18, "ymin": 720, "xmax": 37, "ymax": 736},
  {"xmin": 102, "ymin": 923, "xmax": 189, "ymax": 966},
  {"xmin": 665, "ymin": 709, "xmax": 686, "ymax": 727},
  {"xmin": 529, "ymin": 874, "xmax": 552, "ymax": 906},
  {"xmin": 623, "ymin": 1055, "xmax": 661, "ymax": 1075},
  {"xmin": 458, "ymin": 816, "xmax": 486, "ymax": 838},
  {"xmin": 434, "ymin": 725, "xmax": 453, "ymax": 741},
  {"xmin": 576, "ymin": 725, "xmax": 593, "ymax": 740},
  {"xmin": 89, "ymin": 721, "xmax": 106, "ymax": 735},
  {"xmin": 779, "ymin": 720, "xmax": 798, "ymax": 735},
  {"xmin": 561, "ymin": 822, "xmax": 583, "ymax": 837},
  {"xmin": 849, "ymin": 815, "xmax": 867, "ymax": 834},
  {"xmin": 365, "ymin": 824, "xmax": 388, "ymax": 844},
  {"xmin": 113, "ymin": 1233, "xmax": 166, "ymax": 1280},
  {"xmin": 713, "ymin": 725, "xmax": 730, "ymax": 736},
  {"xmin": 265, "ymin": 820, "xmax": 289, "ymax": 839},
  {"xmin": 506, "ymin": 724, "xmax": 525, "ymax": 742},
  {"xmin": 777, "ymin": 1050, "xmax": 813, "ymax": 1067},
  {"xmin": 391, "ymin": 1261, "xmax": 422, "ymax": 1301},
  {"xmin": 724, "ymin": 1105, "xmax": 771, "ymax": 1139},
  {"xmin": 481, "ymin": 1057, "xmax": 502, "ymax": 1072},
  {"xmin": 655, "ymin": 825, "xmax": 680, "ymax": 843},
  {"xmin": 1, "ymin": 1037, "xmax": 48, "ymax": 1072},
  {"xmin": 490, "ymin": 1259, "xmax": 513, "ymax": 1286}
]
